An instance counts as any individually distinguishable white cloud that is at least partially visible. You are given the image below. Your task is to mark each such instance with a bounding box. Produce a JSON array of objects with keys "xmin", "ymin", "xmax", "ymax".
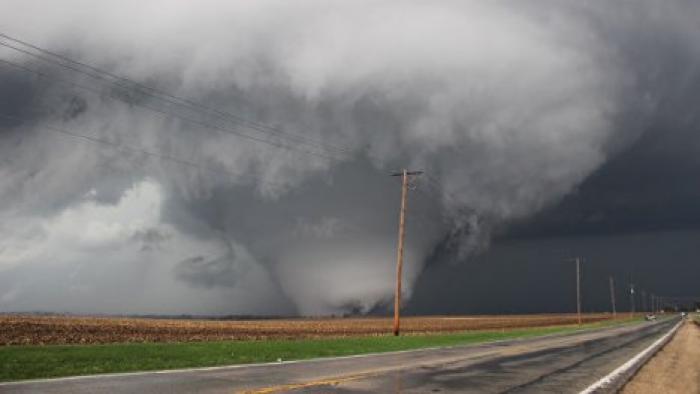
[{"xmin": 0, "ymin": 180, "xmax": 285, "ymax": 314}]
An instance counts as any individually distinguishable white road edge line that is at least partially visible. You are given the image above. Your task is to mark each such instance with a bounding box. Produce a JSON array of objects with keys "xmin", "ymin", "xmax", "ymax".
[
  {"xmin": 579, "ymin": 319, "xmax": 683, "ymax": 394},
  {"xmin": 0, "ymin": 319, "xmax": 645, "ymax": 387}
]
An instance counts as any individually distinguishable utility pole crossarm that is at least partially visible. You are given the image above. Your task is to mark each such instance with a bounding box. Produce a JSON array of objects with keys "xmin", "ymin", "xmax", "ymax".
[{"xmin": 390, "ymin": 171, "xmax": 424, "ymax": 177}]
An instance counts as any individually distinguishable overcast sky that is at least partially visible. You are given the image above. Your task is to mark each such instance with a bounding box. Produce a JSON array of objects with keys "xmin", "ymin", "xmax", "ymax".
[{"xmin": 0, "ymin": 0, "xmax": 699, "ymax": 315}]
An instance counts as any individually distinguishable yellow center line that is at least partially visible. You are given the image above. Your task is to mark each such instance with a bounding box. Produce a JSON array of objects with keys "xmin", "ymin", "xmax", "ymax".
[
  {"xmin": 239, "ymin": 371, "xmax": 379, "ymax": 394},
  {"xmin": 238, "ymin": 343, "xmax": 554, "ymax": 393},
  {"xmin": 238, "ymin": 325, "xmax": 632, "ymax": 393}
]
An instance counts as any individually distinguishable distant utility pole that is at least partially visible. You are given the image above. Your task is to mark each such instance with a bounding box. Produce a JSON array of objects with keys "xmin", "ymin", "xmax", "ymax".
[
  {"xmin": 573, "ymin": 257, "xmax": 582, "ymax": 325},
  {"xmin": 655, "ymin": 294, "xmax": 659, "ymax": 313},
  {"xmin": 390, "ymin": 169, "xmax": 423, "ymax": 336},
  {"xmin": 565, "ymin": 257, "xmax": 583, "ymax": 325},
  {"xmin": 609, "ymin": 276, "xmax": 617, "ymax": 318},
  {"xmin": 641, "ymin": 290, "xmax": 647, "ymax": 312},
  {"xmin": 629, "ymin": 280, "xmax": 635, "ymax": 318}
]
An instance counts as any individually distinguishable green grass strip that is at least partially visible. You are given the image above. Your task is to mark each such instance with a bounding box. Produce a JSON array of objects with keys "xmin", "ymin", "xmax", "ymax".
[{"xmin": 0, "ymin": 317, "xmax": 642, "ymax": 382}]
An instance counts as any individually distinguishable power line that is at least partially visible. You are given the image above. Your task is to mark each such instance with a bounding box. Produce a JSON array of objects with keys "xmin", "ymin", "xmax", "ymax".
[
  {"xmin": 0, "ymin": 33, "xmax": 495, "ymax": 257},
  {"xmin": 0, "ymin": 32, "xmax": 487, "ymax": 214},
  {"xmin": 0, "ymin": 56, "xmax": 470, "ymax": 217},
  {"xmin": 0, "ymin": 33, "xmax": 353, "ymax": 160},
  {"xmin": 6, "ymin": 129, "xmax": 453, "ymax": 263},
  {"xmin": 0, "ymin": 112, "xmax": 291, "ymax": 190},
  {"xmin": 0, "ymin": 31, "xmax": 353, "ymax": 156},
  {"xmin": 0, "ymin": 52, "xmax": 343, "ymax": 162},
  {"xmin": 0, "ymin": 56, "xmax": 343, "ymax": 162},
  {"xmin": 4, "ymin": 110, "xmax": 456, "ymax": 209}
]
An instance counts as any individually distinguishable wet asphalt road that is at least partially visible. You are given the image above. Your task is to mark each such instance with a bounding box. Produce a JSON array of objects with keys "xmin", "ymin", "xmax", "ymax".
[
  {"xmin": 301, "ymin": 319, "xmax": 678, "ymax": 394},
  {"xmin": 0, "ymin": 318, "xmax": 678, "ymax": 394}
]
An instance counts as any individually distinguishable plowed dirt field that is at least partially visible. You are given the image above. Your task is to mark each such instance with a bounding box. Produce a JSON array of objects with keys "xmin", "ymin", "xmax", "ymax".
[{"xmin": 0, "ymin": 314, "xmax": 619, "ymax": 345}]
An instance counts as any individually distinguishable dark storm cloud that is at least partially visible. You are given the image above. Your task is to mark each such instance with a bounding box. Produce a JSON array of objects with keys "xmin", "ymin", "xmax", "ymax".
[
  {"xmin": 0, "ymin": 64, "xmax": 92, "ymax": 123},
  {"xmin": 408, "ymin": 230, "xmax": 700, "ymax": 315},
  {"xmin": 406, "ymin": 0, "xmax": 700, "ymax": 313},
  {"xmin": 175, "ymin": 253, "xmax": 246, "ymax": 288},
  {"xmin": 0, "ymin": 69, "xmax": 36, "ymax": 124},
  {"xmin": 504, "ymin": 124, "xmax": 700, "ymax": 239},
  {"xmin": 502, "ymin": 1, "xmax": 700, "ymax": 239},
  {"xmin": 1, "ymin": 0, "xmax": 700, "ymax": 315},
  {"xmin": 161, "ymin": 160, "xmax": 444, "ymax": 313},
  {"xmin": 131, "ymin": 228, "xmax": 171, "ymax": 251}
]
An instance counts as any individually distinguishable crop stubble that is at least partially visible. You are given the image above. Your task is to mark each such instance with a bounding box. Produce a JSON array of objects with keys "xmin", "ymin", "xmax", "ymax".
[{"xmin": 0, "ymin": 314, "xmax": 613, "ymax": 345}]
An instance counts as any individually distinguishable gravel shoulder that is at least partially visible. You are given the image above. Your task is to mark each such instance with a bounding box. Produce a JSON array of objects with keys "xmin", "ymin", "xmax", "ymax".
[{"xmin": 622, "ymin": 319, "xmax": 700, "ymax": 394}]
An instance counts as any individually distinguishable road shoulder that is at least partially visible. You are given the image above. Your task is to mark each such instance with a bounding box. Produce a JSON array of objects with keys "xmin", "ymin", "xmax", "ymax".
[{"xmin": 621, "ymin": 319, "xmax": 700, "ymax": 394}]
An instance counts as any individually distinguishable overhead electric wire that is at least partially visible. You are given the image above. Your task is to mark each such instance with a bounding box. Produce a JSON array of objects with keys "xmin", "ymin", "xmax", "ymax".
[
  {"xmin": 0, "ymin": 46, "xmax": 344, "ymax": 161},
  {"xmin": 0, "ymin": 31, "xmax": 352, "ymax": 156},
  {"xmin": 0, "ymin": 112, "xmax": 291, "ymax": 189},
  {"xmin": 0, "ymin": 32, "xmax": 353, "ymax": 160},
  {"xmin": 0, "ymin": 56, "xmax": 343, "ymax": 162},
  {"xmin": 0, "ymin": 57, "xmax": 463, "ymax": 214},
  {"xmin": 1, "ymin": 55, "xmax": 473, "ymax": 228},
  {"xmin": 1, "ymin": 108, "xmax": 450, "ymax": 223},
  {"xmin": 1, "ymin": 107, "xmax": 458, "ymax": 231},
  {"xmin": 0, "ymin": 31, "xmax": 486, "ymax": 221}
]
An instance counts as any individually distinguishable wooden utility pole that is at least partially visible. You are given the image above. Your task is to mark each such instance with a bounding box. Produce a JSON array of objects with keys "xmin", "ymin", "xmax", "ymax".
[
  {"xmin": 576, "ymin": 258, "xmax": 582, "ymax": 325},
  {"xmin": 609, "ymin": 276, "xmax": 617, "ymax": 318},
  {"xmin": 390, "ymin": 169, "xmax": 422, "ymax": 336},
  {"xmin": 629, "ymin": 281, "xmax": 635, "ymax": 318}
]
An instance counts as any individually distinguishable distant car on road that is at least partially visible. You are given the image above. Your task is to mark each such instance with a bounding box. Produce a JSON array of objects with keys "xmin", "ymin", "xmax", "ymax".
[{"xmin": 644, "ymin": 314, "xmax": 657, "ymax": 321}]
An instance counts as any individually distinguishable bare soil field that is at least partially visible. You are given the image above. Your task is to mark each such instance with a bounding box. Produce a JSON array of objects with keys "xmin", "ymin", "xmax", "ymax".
[
  {"xmin": 0, "ymin": 314, "xmax": 615, "ymax": 345},
  {"xmin": 622, "ymin": 320, "xmax": 700, "ymax": 394}
]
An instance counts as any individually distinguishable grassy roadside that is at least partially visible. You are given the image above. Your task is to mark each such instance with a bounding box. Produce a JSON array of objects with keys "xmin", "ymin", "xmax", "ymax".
[{"xmin": 0, "ymin": 317, "xmax": 642, "ymax": 382}]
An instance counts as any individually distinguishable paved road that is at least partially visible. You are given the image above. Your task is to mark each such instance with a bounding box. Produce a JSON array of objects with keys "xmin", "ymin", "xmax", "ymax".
[{"xmin": 0, "ymin": 318, "xmax": 678, "ymax": 394}]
